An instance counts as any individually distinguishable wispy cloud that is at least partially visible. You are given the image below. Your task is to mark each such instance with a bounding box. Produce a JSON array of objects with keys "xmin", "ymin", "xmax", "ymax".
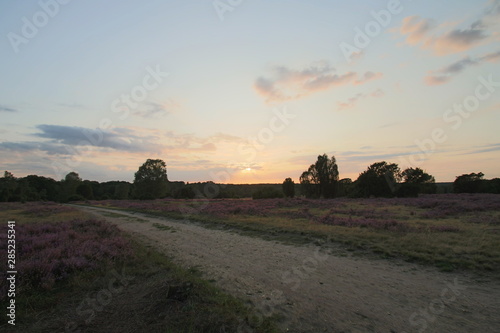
[
  {"xmin": 133, "ymin": 100, "xmax": 178, "ymax": 119},
  {"xmin": 425, "ymin": 50, "xmax": 500, "ymax": 85},
  {"xmin": 254, "ymin": 61, "xmax": 382, "ymax": 103},
  {"xmin": 398, "ymin": 1, "xmax": 499, "ymax": 56},
  {"xmin": 400, "ymin": 16, "xmax": 436, "ymax": 46},
  {"xmin": 0, "ymin": 141, "xmax": 72, "ymax": 155},
  {"xmin": 399, "ymin": 16, "xmax": 488, "ymax": 55},
  {"xmin": 337, "ymin": 89, "xmax": 385, "ymax": 111},
  {"xmin": 34, "ymin": 124, "xmax": 165, "ymax": 153},
  {"xmin": 0, "ymin": 105, "xmax": 17, "ymax": 112},
  {"xmin": 463, "ymin": 143, "xmax": 500, "ymax": 155},
  {"xmin": 0, "ymin": 124, "xmax": 250, "ymax": 168},
  {"xmin": 57, "ymin": 102, "xmax": 85, "ymax": 109}
]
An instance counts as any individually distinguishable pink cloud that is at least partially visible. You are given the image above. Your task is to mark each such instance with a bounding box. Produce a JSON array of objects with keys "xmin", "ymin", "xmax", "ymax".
[
  {"xmin": 424, "ymin": 50, "xmax": 500, "ymax": 85},
  {"xmin": 336, "ymin": 89, "xmax": 385, "ymax": 111},
  {"xmin": 398, "ymin": 6, "xmax": 497, "ymax": 56},
  {"xmin": 255, "ymin": 62, "xmax": 383, "ymax": 103}
]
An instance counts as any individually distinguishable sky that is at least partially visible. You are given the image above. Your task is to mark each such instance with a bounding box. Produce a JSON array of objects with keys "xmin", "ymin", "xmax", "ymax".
[{"xmin": 0, "ymin": 0, "xmax": 499, "ymax": 184}]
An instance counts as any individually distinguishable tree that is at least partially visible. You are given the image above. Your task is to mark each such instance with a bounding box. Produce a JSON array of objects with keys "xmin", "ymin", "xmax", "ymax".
[
  {"xmin": 354, "ymin": 161, "xmax": 401, "ymax": 197},
  {"xmin": 0, "ymin": 171, "xmax": 18, "ymax": 202},
  {"xmin": 252, "ymin": 187, "xmax": 283, "ymax": 199},
  {"xmin": 113, "ymin": 182, "xmax": 131, "ymax": 200},
  {"xmin": 76, "ymin": 181, "xmax": 94, "ymax": 200},
  {"xmin": 338, "ymin": 178, "xmax": 353, "ymax": 197},
  {"xmin": 25, "ymin": 175, "xmax": 59, "ymax": 201},
  {"xmin": 300, "ymin": 154, "xmax": 339, "ymax": 198},
  {"xmin": 453, "ymin": 172, "xmax": 484, "ymax": 193},
  {"xmin": 399, "ymin": 167, "xmax": 436, "ymax": 196},
  {"xmin": 133, "ymin": 159, "xmax": 168, "ymax": 199},
  {"xmin": 402, "ymin": 167, "xmax": 434, "ymax": 184},
  {"xmin": 61, "ymin": 172, "xmax": 82, "ymax": 201},
  {"xmin": 282, "ymin": 178, "xmax": 295, "ymax": 198}
]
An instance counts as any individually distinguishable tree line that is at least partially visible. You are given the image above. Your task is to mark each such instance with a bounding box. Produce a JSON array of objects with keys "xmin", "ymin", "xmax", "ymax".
[
  {"xmin": 285, "ymin": 154, "xmax": 500, "ymax": 199},
  {"xmin": 0, "ymin": 156, "xmax": 499, "ymax": 202}
]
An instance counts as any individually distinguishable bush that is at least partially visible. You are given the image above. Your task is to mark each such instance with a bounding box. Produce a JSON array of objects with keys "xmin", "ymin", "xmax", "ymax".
[
  {"xmin": 0, "ymin": 219, "xmax": 132, "ymax": 298},
  {"xmin": 252, "ymin": 187, "xmax": 283, "ymax": 199},
  {"xmin": 173, "ymin": 186, "xmax": 196, "ymax": 199},
  {"xmin": 396, "ymin": 183, "xmax": 420, "ymax": 197}
]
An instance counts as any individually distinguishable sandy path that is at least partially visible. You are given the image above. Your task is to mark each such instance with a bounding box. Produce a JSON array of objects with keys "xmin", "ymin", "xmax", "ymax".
[{"xmin": 76, "ymin": 205, "xmax": 500, "ymax": 333}]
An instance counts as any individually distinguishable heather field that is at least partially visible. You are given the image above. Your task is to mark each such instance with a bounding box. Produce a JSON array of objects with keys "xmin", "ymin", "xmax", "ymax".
[
  {"xmin": 0, "ymin": 202, "xmax": 278, "ymax": 332},
  {"xmin": 83, "ymin": 193, "xmax": 500, "ymax": 274}
]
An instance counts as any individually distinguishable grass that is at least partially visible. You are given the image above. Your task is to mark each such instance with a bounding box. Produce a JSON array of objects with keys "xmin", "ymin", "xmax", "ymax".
[
  {"xmin": 153, "ymin": 223, "xmax": 177, "ymax": 232},
  {"xmin": 0, "ymin": 202, "xmax": 279, "ymax": 333},
  {"xmin": 78, "ymin": 194, "xmax": 500, "ymax": 275}
]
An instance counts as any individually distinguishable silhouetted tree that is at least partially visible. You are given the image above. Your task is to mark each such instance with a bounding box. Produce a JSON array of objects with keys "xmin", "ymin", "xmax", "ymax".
[
  {"xmin": 113, "ymin": 182, "xmax": 131, "ymax": 199},
  {"xmin": 133, "ymin": 159, "xmax": 168, "ymax": 199},
  {"xmin": 25, "ymin": 175, "xmax": 59, "ymax": 201},
  {"xmin": 397, "ymin": 167, "xmax": 436, "ymax": 197},
  {"xmin": 61, "ymin": 172, "xmax": 82, "ymax": 201},
  {"xmin": 173, "ymin": 186, "xmax": 196, "ymax": 199},
  {"xmin": 453, "ymin": 172, "xmax": 484, "ymax": 193},
  {"xmin": 300, "ymin": 154, "xmax": 339, "ymax": 198},
  {"xmin": 0, "ymin": 171, "xmax": 18, "ymax": 202},
  {"xmin": 282, "ymin": 178, "xmax": 295, "ymax": 198},
  {"xmin": 252, "ymin": 187, "xmax": 283, "ymax": 199},
  {"xmin": 354, "ymin": 161, "xmax": 401, "ymax": 197},
  {"xmin": 76, "ymin": 181, "xmax": 94, "ymax": 200},
  {"xmin": 338, "ymin": 178, "xmax": 353, "ymax": 197}
]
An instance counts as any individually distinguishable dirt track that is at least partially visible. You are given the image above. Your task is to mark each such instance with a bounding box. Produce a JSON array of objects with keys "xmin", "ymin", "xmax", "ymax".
[{"xmin": 77, "ymin": 205, "xmax": 500, "ymax": 333}]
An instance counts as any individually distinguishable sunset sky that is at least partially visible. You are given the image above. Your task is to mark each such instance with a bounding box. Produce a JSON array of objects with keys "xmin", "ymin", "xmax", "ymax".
[{"xmin": 1, "ymin": 0, "xmax": 499, "ymax": 184}]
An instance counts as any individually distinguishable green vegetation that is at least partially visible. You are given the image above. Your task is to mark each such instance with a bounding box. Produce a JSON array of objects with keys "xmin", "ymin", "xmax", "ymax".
[
  {"xmin": 0, "ymin": 203, "xmax": 279, "ymax": 332},
  {"xmin": 282, "ymin": 178, "xmax": 295, "ymax": 198},
  {"xmin": 87, "ymin": 195, "xmax": 500, "ymax": 275},
  {"xmin": 153, "ymin": 222, "xmax": 177, "ymax": 232},
  {"xmin": 133, "ymin": 158, "xmax": 169, "ymax": 199}
]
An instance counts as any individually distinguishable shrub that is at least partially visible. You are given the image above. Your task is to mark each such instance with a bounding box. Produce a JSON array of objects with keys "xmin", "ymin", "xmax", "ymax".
[
  {"xmin": 0, "ymin": 219, "xmax": 132, "ymax": 298},
  {"xmin": 252, "ymin": 187, "xmax": 283, "ymax": 199}
]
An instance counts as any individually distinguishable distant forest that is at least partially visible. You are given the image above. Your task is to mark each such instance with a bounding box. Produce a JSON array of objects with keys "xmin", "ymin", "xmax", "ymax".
[{"xmin": 1, "ymin": 156, "xmax": 499, "ymax": 202}]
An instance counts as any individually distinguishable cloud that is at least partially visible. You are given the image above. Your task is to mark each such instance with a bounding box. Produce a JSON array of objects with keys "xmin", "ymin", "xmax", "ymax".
[
  {"xmin": 354, "ymin": 72, "xmax": 383, "ymax": 85},
  {"xmin": 0, "ymin": 141, "xmax": 72, "ymax": 155},
  {"xmin": 34, "ymin": 124, "xmax": 165, "ymax": 153},
  {"xmin": 430, "ymin": 28, "xmax": 488, "ymax": 55},
  {"xmin": 336, "ymin": 89, "xmax": 385, "ymax": 111},
  {"xmin": 349, "ymin": 50, "xmax": 365, "ymax": 63},
  {"xmin": 133, "ymin": 101, "xmax": 177, "ymax": 118},
  {"xmin": 209, "ymin": 132, "xmax": 248, "ymax": 144},
  {"xmin": 335, "ymin": 148, "xmax": 423, "ymax": 163},
  {"xmin": 463, "ymin": 143, "xmax": 500, "ymax": 155},
  {"xmin": 337, "ymin": 93, "xmax": 364, "ymax": 111},
  {"xmin": 57, "ymin": 102, "xmax": 85, "ymax": 109},
  {"xmin": 425, "ymin": 50, "xmax": 500, "ymax": 85},
  {"xmin": 481, "ymin": 50, "xmax": 500, "ymax": 62},
  {"xmin": 0, "ymin": 105, "xmax": 17, "ymax": 112},
  {"xmin": 254, "ymin": 62, "xmax": 382, "ymax": 102},
  {"xmin": 400, "ymin": 16, "xmax": 436, "ymax": 45},
  {"xmin": 398, "ymin": 8, "xmax": 495, "ymax": 56}
]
